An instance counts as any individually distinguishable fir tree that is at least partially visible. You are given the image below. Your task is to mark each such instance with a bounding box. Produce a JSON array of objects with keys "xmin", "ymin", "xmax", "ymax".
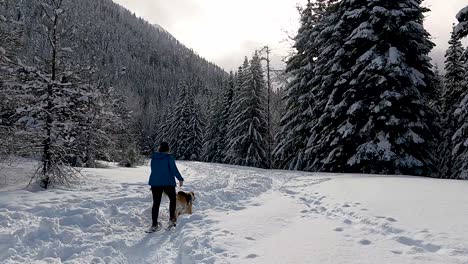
[
  {"xmin": 274, "ymin": 0, "xmax": 330, "ymax": 170},
  {"xmin": 218, "ymin": 72, "xmax": 236, "ymax": 161},
  {"xmin": 189, "ymin": 101, "xmax": 205, "ymax": 161},
  {"xmin": 439, "ymin": 28, "xmax": 466, "ymax": 177},
  {"xmin": 7, "ymin": 0, "xmax": 96, "ymax": 187},
  {"xmin": 0, "ymin": 0, "xmax": 23, "ymax": 159},
  {"xmin": 202, "ymin": 96, "xmax": 223, "ymax": 162},
  {"xmin": 449, "ymin": 6, "xmax": 468, "ymax": 179},
  {"xmin": 170, "ymin": 83, "xmax": 193, "ymax": 160},
  {"xmin": 306, "ymin": 0, "xmax": 438, "ymax": 176},
  {"xmin": 203, "ymin": 73, "xmax": 235, "ymax": 163},
  {"xmin": 442, "ymin": 27, "xmax": 465, "ymax": 113},
  {"xmin": 224, "ymin": 60, "xmax": 249, "ymax": 164},
  {"xmin": 225, "ymin": 53, "xmax": 269, "ymax": 168},
  {"xmin": 170, "ymin": 82, "xmax": 205, "ymax": 161}
]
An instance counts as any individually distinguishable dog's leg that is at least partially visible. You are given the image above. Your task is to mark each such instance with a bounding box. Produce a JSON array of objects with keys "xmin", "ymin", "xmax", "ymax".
[{"xmin": 188, "ymin": 203, "xmax": 192, "ymax": 214}]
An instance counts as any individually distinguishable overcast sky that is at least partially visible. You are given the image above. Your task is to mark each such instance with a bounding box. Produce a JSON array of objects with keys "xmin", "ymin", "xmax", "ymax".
[{"xmin": 113, "ymin": 0, "xmax": 467, "ymax": 71}]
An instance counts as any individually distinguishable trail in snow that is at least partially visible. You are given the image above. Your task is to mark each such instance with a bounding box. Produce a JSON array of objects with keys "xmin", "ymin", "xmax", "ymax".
[{"xmin": 1, "ymin": 161, "xmax": 468, "ymax": 264}]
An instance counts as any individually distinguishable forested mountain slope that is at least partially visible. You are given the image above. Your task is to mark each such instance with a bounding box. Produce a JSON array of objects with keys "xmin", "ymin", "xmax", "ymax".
[{"xmin": 5, "ymin": 0, "xmax": 226, "ymax": 152}]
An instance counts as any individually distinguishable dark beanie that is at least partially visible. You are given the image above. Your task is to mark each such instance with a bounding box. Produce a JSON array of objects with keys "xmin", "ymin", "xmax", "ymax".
[{"xmin": 159, "ymin": 142, "xmax": 170, "ymax": 152}]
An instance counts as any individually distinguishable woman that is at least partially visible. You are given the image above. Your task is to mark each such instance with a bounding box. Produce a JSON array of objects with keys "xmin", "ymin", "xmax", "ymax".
[{"xmin": 147, "ymin": 142, "xmax": 184, "ymax": 232}]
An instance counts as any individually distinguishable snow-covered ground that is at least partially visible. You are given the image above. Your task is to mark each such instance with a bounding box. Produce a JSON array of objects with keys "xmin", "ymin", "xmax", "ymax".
[{"xmin": 1, "ymin": 161, "xmax": 468, "ymax": 264}]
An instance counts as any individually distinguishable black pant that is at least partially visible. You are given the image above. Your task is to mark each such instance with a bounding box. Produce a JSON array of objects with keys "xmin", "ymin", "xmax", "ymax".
[{"xmin": 151, "ymin": 186, "xmax": 176, "ymax": 226}]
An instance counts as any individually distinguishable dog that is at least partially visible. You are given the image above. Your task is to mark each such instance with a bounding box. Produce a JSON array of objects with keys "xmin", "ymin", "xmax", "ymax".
[{"xmin": 175, "ymin": 191, "xmax": 195, "ymax": 218}]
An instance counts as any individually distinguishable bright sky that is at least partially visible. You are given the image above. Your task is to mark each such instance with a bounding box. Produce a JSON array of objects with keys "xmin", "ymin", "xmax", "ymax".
[{"xmin": 113, "ymin": 0, "xmax": 467, "ymax": 71}]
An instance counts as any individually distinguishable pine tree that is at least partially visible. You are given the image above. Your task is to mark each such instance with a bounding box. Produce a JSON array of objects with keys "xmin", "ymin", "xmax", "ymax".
[
  {"xmin": 188, "ymin": 101, "xmax": 205, "ymax": 161},
  {"xmin": 203, "ymin": 74, "xmax": 235, "ymax": 163},
  {"xmin": 442, "ymin": 27, "xmax": 465, "ymax": 113},
  {"xmin": 306, "ymin": 0, "xmax": 438, "ymax": 176},
  {"xmin": 432, "ymin": 64, "xmax": 444, "ymax": 113},
  {"xmin": 170, "ymin": 82, "xmax": 205, "ymax": 161},
  {"xmin": 0, "ymin": 0, "xmax": 23, "ymax": 159},
  {"xmin": 72, "ymin": 77, "xmax": 128, "ymax": 167},
  {"xmin": 6, "ymin": 0, "xmax": 95, "ymax": 187},
  {"xmin": 225, "ymin": 54, "xmax": 269, "ymax": 168},
  {"xmin": 114, "ymin": 90, "xmax": 142, "ymax": 167},
  {"xmin": 218, "ymin": 72, "xmax": 236, "ymax": 161},
  {"xmin": 170, "ymin": 83, "xmax": 193, "ymax": 160},
  {"xmin": 224, "ymin": 61, "xmax": 249, "ymax": 164},
  {"xmin": 439, "ymin": 28, "xmax": 466, "ymax": 177},
  {"xmin": 274, "ymin": 0, "xmax": 328, "ymax": 170},
  {"xmin": 449, "ymin": 6, "xmax": 468, "ymax": 179},
  {"xmin": 202, "ymin": 96, "xmax": 223, "ymax": 162}
]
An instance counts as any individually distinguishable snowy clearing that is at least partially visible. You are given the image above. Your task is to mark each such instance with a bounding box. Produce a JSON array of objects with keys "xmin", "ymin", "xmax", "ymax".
[{"xmin": 1, "ymin": 161, "xmax": 468, "ymax": 264}]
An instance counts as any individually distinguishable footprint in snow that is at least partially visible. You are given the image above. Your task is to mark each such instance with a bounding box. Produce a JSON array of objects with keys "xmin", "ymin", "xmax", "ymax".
[
  {"xmin": 246, "ymin": 254, "xmax": 259, "ymax": 259},
  {"xmin": 359, "ymin": 239, "xmax": 372, "ymax": 246},
  {"xmin": 245, "ymin": 237, "xmax": 256, "ymax": 241},
  {"xmin": 334, "ymin": 227, "xmax": 344, "ymax": 232},
  {"xmin": 213, "ymin": 247, "xmax": 225, "ymax": 253},
  {"xmin": 376, "ymin": 216, "xmax": 397, "ymax": 222},
  {"xmin": 394, "ymin": 236, "xmax": 441, "ymax": 253}
]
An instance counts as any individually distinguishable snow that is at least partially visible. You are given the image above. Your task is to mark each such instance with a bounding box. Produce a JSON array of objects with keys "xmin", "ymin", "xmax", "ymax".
[
  {"xmin": 456, "ymin": 6, "xmax": 468, "ymax": 21},
  {"xmin": 1, "ymin": 161, "xmax": 468, "ymax": 263},
  {"xmin": 454, "ymin": 21, "xmax": 468, "ymax": 38},
  {"xmin": 60, "ymin": 47, "xmax": 74, "ymax": 53},
  {"xmin": 388, "ymin": 47, "xmax": 401, "ymax": 65}
]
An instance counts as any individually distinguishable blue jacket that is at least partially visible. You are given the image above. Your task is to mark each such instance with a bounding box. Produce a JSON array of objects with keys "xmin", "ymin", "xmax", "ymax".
[{"xmin": 148, "ymin": 152, "xmax": 184, "ymax": 186}]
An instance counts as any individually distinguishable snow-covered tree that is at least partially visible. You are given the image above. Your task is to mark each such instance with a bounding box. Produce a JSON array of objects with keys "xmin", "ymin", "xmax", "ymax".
[
  {"xmin": 224, "ymin": 62, "xmax": 248, "ymax": 164},
  {"xmin": 432, "ymin": 64, "xmax": 444, "ymax": 112},
  {"xmin": 218, "ymin": 73, "xmax": 236, "ymax": 161},
  {"xmin": 305, "ymin": 0, "xmax": 438, "ymax": 176},
  {"xmin": 451, "ymin": 94, "xmax": 468, "ymax": 179},
  {"xmin": 455, "ymin": 5, "xmax": 468, "ymax": 39},
  {"xmin": 449, "ymin": 6, "xmax": 468, "ymax": 179},
  {"xmin": 274, "ymin": 0, "xmax": 332, "ymax": 170},
  {"xmin": 5, "ymin": 0, "xmax": 91, "ymax": 188},
  {"xmin": 438, "ymin": 28, "xmax": 466, "ymax": 177},
  {"xmin": 442, "ymin": 27, "xmax": 466, "ymax": 113},
  {"xmin": 202, "ymin": 96, "xmax": 223, "ymax": 162},
  {"xmin": 225, "ymin": 54, "xmax": 269, "ymax": 168},
  {"xmin": 203, "ymin": 73, "xmax": 235, "ymax": 163},
  {"xmin": 189, "ymin": 102, "xmax": 205, "ymax": 161},
  {"xmin": 71, "ymin": 77, "xmax": 129, "ymax": 167},
  {"xmin": 0, "ymin": 0, "xmax": 22, "ymax": 159},
  {"xmin": 170, "ymin": 82, "xmax": 205, "ymax": 161},
  {"xmin": 170, "ymin": 83, "xmax": 192, "ymax": 160}
]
